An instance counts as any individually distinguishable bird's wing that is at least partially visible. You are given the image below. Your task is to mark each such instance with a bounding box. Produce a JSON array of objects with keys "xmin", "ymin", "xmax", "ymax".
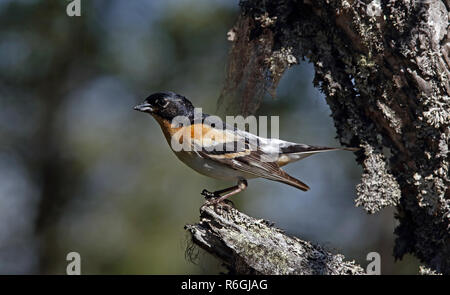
[{"xmin": 191, "ymin": 128, "xmax": 310, "ymax": 191}]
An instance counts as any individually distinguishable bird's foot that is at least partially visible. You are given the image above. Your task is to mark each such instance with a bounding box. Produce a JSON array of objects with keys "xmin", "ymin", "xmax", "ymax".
[{"xmin": 201, "ymin": 189, "xmax": 235, "ymax": 212}]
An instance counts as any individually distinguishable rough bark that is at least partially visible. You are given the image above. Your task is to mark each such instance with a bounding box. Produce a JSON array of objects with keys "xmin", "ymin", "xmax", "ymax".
[
  {"xmin": 198, "ymin": 0, "xmax": 449, "ymax": 274},
  {"xmin": 185, "ymin": 204, "xmax": 365, "ymax": 275}
]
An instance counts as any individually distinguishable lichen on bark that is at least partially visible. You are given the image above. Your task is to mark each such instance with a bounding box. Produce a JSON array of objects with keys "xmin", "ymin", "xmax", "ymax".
[
  {"xmin": 215, "ymin": 0, "xmax": 450, "ymax": 273},
  {"xmin": 186, "ymin": 205, "xmax": 365, "ymax": 275}
]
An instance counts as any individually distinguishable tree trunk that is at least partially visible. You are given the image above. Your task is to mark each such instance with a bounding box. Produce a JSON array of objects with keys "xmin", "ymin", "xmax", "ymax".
[{"xmin": 187, "ymin": 0, "xmax": 449, "ymax": 274}]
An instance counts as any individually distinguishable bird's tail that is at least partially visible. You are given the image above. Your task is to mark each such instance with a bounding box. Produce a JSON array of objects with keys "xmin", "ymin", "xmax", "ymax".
[
  {"xmin": 280, "ymin": 144, "xmax": 359, "ymax": 154},
  {"xmin": 275, "ymin": 143, "xmax": 359, "ymax": 167}
]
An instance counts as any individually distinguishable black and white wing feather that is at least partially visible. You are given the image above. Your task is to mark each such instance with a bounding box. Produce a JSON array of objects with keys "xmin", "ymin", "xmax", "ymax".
[{"xmin": 192, "ymin": 126, "xmax": 310, "ymax": 191}]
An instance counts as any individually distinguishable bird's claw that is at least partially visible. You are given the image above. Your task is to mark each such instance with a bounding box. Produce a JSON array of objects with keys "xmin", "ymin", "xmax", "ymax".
[{"xmin": 201, "ymin": 189, "xmax": 235, "ymax": 214}]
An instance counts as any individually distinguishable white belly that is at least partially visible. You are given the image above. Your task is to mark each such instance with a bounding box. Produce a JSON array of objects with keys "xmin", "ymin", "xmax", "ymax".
[{"xmin": 173, "ymin": 150, "xmax": 257, "ymax": 181}]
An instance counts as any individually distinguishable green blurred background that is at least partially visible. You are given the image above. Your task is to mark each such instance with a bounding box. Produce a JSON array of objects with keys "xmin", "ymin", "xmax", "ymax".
[{"xmin": 0, "ymin": 0, "xmax": 419, "ymax": 274}]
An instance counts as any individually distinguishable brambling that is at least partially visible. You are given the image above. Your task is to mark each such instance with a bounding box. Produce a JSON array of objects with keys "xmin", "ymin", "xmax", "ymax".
[{"xmin": 134, "ymin": 91, "xmax": 358, "ymax": 205}]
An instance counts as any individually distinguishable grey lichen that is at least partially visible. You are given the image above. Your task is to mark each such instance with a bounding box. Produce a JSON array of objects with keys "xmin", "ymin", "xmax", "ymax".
[
  {"xmin": 422, "ymin": 98, "xmax": 450, "ymax": 128},
  {"xmin": 419, "ymin": 265, "xmax": 442, "ymax": 275},
  {"xmin": 264, "ymin": 47, "xmax": 297, "ymax": 96},
  {"xmin": 376, "ymin": 100, "xmax": 403, "ymax": 134},
  {"xmin": 254, "ymin": 12, "xmax": 277, "ymax": 28},
  {"xmin": 355, "ymin": 144, "xmax": 401, "ymax": 213}
]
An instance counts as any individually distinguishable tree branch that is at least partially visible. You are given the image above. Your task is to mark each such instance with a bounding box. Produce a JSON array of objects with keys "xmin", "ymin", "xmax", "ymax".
[{"xmin": 185, "ymin": 204, "xmax": 365, "ymax": 275}]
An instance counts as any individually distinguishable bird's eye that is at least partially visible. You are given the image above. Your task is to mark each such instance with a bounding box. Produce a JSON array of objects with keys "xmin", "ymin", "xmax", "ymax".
[{"xmin": 156, "ymin": 99, "xmax": 170, "ymax": 108}]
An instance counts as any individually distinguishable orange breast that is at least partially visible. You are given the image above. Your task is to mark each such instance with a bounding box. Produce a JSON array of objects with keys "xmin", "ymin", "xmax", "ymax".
[{"xmin": 154, "ymin": 115, "xmax": 235, "ymax": 146}]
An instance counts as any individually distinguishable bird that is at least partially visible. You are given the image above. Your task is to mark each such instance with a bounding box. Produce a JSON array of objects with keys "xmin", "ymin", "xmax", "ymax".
[{"xmin": 134, "ymin": 91, "xmax": 358, "ymax": 205}]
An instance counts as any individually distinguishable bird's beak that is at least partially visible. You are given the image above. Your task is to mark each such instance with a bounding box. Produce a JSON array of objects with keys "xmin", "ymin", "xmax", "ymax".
[{"xmin": 134, "ymin": 103, "xmax": 153, "ymax": 113}]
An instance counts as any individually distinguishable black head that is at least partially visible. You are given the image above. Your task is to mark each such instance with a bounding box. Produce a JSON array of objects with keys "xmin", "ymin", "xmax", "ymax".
[{"xmin": 134, "ymin": 91, "xmax": 195, "ymax": 120}]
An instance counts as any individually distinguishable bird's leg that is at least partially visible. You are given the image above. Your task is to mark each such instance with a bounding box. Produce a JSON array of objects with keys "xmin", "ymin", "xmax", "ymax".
[
  {"xmin": 201, "ymin": 179, "xmax": 248, "ymax": 211},
  {"xmin": 201, "ymin": 185, "xmax": 237, "ymax": 199},
  {"xmin": 210, "ymin": 179, "xmax": 248, "ymax": 205}
]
